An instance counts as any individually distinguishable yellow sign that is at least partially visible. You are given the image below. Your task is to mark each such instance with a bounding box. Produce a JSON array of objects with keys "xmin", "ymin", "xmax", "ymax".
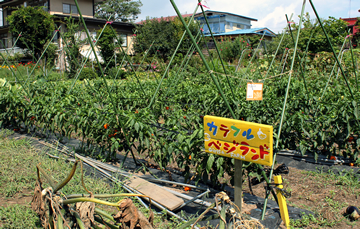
[
  {"xmin": 204, "ymin": 115, "xmax": 273, "ymax": 166},
  {"xmin": 246, "ymin": 83, "xmax": 263, "ymax": 101}
]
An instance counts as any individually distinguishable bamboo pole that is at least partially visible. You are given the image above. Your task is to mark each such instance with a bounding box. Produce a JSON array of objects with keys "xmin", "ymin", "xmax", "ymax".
[
  {"xmin": 147, "ymin": 3, "xmax": 200, "ymax": 108},
  {"xmin": 73, "ymin": 0, "xmax": 137, "ymax": 165},
  {"xmin": 197, "ymin": 0, "xmax": 235, "ymax": 100},
  {"xmin": 309, "ymin": 0, "xmax": 355, "ymax": 99},
  {"xmin": 285, "ymin": 14, "xmax": 308, "ymax": 92},
  {"xmin": 348, "ymin": 35, "xmax": 359, "ymax": 91},
  {"xmin": 169, "ymin": 0, "xmax": 237, "ymax": 119},
  {"xmin": 261, "ymin": 0, "xmax": 307, "ymax": 220}
]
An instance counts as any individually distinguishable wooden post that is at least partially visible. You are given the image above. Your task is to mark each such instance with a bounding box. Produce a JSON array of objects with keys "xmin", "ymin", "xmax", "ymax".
[{"xmin": 234, "ymin": 159, "xmax": 243, "ymax": 212}]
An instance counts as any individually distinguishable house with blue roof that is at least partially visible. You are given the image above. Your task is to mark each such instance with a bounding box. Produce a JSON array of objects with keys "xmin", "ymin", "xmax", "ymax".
[{"xmin": 194, "ymin": 10, "xmax": 276, "ymax": 39}]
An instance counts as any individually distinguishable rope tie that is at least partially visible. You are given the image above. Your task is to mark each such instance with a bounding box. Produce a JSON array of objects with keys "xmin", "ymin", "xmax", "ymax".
[{"xmin": 198, "ymin": 3, "xmax": 210, "ymax": 8}]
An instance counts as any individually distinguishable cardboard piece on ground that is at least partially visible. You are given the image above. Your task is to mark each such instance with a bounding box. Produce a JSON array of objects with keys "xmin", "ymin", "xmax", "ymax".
[{"xmin": 125, "ymin": 177, "xmax": 184, "ymax": 211}]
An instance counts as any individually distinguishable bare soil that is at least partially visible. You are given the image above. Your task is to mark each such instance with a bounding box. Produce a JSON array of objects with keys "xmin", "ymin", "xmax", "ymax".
[{"xmin": 242, "ymin": 164, "xmax": 360, "ymax": 228}]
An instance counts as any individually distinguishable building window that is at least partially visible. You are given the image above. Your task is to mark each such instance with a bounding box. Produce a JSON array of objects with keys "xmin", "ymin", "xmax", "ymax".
[
  {"xmin": 71, "ymin": 5, "xmax": 78, "ymax": 14},
  {"xmin": 226, "ymin": 22, "xmax": 233, "ymax": 30},
  {"xmin": 63, "ymin": 3, "xmax": 78, "ymax": 14}
]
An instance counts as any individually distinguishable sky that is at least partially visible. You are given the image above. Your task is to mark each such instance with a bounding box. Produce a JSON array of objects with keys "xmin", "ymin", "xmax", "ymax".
[{"xmin": 136, "ymin": 0, "xmax": 360, "ymax": 33}]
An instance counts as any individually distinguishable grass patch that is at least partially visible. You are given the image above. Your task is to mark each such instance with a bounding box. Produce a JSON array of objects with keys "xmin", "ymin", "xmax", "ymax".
[
  {"xmin": 0, "ymin": 129, "xmax": 191, "ymax": 228},
  {"xmin": 0, "ymin": 204, "xmax": 42, "ymax": 228}
]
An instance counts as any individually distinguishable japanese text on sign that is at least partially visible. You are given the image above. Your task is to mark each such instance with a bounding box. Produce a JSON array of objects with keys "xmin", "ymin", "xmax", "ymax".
[{"xmin": 204, "ymin": 115, "xmax": 273, "ymax": 166}]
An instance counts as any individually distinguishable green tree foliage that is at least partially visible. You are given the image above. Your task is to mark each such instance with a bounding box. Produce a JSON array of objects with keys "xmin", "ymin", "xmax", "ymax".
[
  {"xmin": 44, "ymin": 42, "xmax": 58, "ymax": 68},
  {"xmin": 352, "ymin": 17, "xmax": 360, "ymax": 48},
  {"xmin": 7, "ymin": 6, "xmax": 55, "ymax": 59},
  {"xmin": 134, "ymin": 17, "xmax": 200, "ymax": 62},
  {"xmin": 269, "ymin": 13, "xmax": 348, "ymax": 55},
  {"xmin": 207, "ymin": 35, "xmax": 266, "ymax": 63},
  {"xmin": 62, "ymin": 17, "xmax": 82, "ymax": 77},
  {"xmin": 95, "ymin": 0, "xmax": 142, "ymax": 22},
  {"xmin": 96, "ymin": 26, "xmax": 123, "ymax": 70}
]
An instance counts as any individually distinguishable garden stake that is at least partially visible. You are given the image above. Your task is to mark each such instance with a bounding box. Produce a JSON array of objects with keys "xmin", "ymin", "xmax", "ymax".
[
  {"xmin": 348, "ymin": 35, "xmax": 359, "ymax": 91},
  {"xmin": 315, "ymin": 36, "xmax": 347, "ymax": 118},
  {"xmin": 18, "ymin": 36, "xmax": 56, "ymax": 79},
  {"xmin": 23, "ymin": 26, "xmax": 61, "ymax": 87},
  {"xmin": 135, "ymin": 40, "xmax": 155, "ymax": 74},
  {"xmin": 164, "ymin": 34, "xmax": 199, "ymax": 95},
  {"xmin": 278, "ymin": 48, "xmax": 288, "ymax": 74},
  {"xmin": 84, "ymin": 158, "xmax": 188, "ymax": 222},
  {"xmin": 261, "ymin": 0, "xmax": 306, "ymax": 220},
  {"xmin": 0, "ymin": 40, "xmax": 27, "ymax": 85},
  {"xmin": 108, "ymin": 26, "xmax": 147, "ymax": 97},
  {"xmin": 298, "ymin": 20, "xmax": 318, "ymax": 71},
  {"xmin": 109, "ymin": 55, "xmax": 128, "ymax": 93},
  {"xmin": 235, "ymin": 49, "xmax": 250, "ymax": 72},
  {"xmin": 170, "ymin": 0, "xmax": 241, "ymax": 212},
  {"xmin": 199, "ymin": 26, "xmax": 216, "ymax": 70},
  {"xmin": 170, "ymin": 0, "xmax": 237, "ymax": 119},
  {"xmin": 147, "ymin": 4, "xmax": 200, "ymax": 108},
  {"xmin": 285, "ymin": 14, "xmax": 308, "ymax": 93},
  {"xmin": 263, "ymin": 15, "xmax": 293, "ymax": 81},
  {"xmin": 165, "ymin": 32, "xmax": 203, "ymax": 98},
  {"xmin": 197, "ymin": 0, "xmax": 236, "ymax": 100},
  {"xmin": 67, "ymin": 22, "xmax": 109, "ymax": 94},
  {"xmin": 73, "ymin": 0, "xmax": 138, "ymax": 165},
  {"xmin": 0, "ymin": 32, "xmax": 21, "ymax": 67},
  {"xmin": 102, "ymin": 52, "xmax": 118, "ymax": 73},
  {"xmin": 309, "ymin": 0, "xmax": 355, "ymax": 100},
  {"xmin": 163, "ymin": 45, "xmax": 193, "ymax": 98},
  {"xmin": 131, "ymin": 30, "xmax": 161, "ymax": 83},
  {"xmin": 0, "ymin": 50, "xmax": 31, "ymax": 95},
  {"xmin": 239, "ymin": 32, "xmax": 266, "ymax": 84},
  {"xmin": 336, "ymin": 49, "xmax": 350, "ymax": 80}
]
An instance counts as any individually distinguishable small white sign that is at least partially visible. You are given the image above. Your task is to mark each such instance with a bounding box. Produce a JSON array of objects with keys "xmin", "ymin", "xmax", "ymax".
[{"xmin": 246, "ymin": 83, "xmax": 263, "ymax": 101}]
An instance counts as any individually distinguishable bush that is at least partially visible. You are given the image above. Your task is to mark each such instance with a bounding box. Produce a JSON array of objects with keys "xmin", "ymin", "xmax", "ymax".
[
  {"xmin": 45, "ymin": 42, "xmax": 58, "ymax": 68},
  {"xmin": 106, "ymin": 67, "xmax": 127, "ymax": 79},
  {"xmin": 78, "ymin": 67, "xmax": 98, "ymax": 80}
]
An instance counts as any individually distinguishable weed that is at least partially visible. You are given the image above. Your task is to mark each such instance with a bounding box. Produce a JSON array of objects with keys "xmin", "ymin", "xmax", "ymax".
[{"xmin": 0, "ymin": 204, "xmax": 42, "ymax": 228}]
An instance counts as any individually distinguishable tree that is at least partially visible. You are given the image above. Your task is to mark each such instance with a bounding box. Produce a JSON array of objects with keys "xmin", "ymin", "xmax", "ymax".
[
  {"xmin": 62, "ymin": 17, "xmax": 82, "ymax": 77},
  {"xmin": 268, "ymin": 13, "xmax": 348, "ymax": 55},
  {"xmin": 352, "ymin": 17, "xmax": 360, "ymax": 48},
  {"xmin": 95, "ymin": 0, "xmax": 142, "ymax": 22},
  {"xmin": 96, "ymin": 25, "xmax": 123, "ymax": 70},
  {"xmin": 7, "ymin": 6, "xmax": 55, "ymax": 59},
  {"xmin": 133, "ymin": 17, "xmax": 200, "ymax": 62}
]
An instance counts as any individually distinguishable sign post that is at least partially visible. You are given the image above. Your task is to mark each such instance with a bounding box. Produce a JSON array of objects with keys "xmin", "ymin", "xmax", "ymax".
[{"xmin": 204, "ymin": 115, "xmax": 273, "ymax": 212}]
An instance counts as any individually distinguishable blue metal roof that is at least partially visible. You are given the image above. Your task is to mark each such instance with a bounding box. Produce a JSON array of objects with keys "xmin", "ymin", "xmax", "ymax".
[
  {"xmin": 204, "ymin": 27, "xmax": 276, "ymax": 37},
  {"xmin": 194, "ymin": 10, "xmax": 258, "ymax": 22}
]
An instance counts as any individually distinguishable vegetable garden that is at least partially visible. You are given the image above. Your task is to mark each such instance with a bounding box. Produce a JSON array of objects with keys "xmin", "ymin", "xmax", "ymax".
[{"xmin": 0, "ymin": 0, "xmax": 360, "ymax": 227}]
